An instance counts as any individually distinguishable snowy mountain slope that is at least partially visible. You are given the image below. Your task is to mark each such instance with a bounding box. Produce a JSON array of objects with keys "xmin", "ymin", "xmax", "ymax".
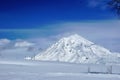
[{"xmin": 34, "ymin": 34, "xmax": 120, "ymax": 64}]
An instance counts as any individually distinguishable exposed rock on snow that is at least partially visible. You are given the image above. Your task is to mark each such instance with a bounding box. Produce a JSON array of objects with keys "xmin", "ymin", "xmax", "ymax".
[{"xmin": 34, "ymin": 34, "xmax": 120, "ymax": 64}]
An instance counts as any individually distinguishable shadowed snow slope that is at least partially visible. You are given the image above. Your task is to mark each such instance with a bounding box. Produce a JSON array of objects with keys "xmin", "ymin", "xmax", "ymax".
[{"xmin": 34, "ymin": 34, "xmax": 120, "ymax": 64}]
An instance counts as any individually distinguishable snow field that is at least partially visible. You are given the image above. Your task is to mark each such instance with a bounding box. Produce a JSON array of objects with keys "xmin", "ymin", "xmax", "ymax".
[{"xmin": 0, "ymin": 61, "xmax": 120, "ymax": 80}]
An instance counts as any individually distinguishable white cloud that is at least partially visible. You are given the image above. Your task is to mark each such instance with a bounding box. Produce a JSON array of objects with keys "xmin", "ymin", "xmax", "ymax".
[
  {"xmin": 33, "ymin": 20, "xmax": 120, "ymax": 52},
  {"xmin": 0, "ymin": 20, "xmax": 120, "ymax": 52}
]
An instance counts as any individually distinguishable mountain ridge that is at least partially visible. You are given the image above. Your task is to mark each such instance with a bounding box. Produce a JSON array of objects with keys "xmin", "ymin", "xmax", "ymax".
[{"xmin": 33, "ymin": 34, "xmax": 120, "ymax": 64}]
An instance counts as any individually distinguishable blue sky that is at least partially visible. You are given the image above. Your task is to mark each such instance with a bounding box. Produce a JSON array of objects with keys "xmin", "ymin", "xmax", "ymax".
[
  {"xmin": 0, "ymin": 0, "xmax": 116, "ymax": 29},
  {"xmin": 0, "ymin": 0, "xmax": 120, "ymax": 52}
]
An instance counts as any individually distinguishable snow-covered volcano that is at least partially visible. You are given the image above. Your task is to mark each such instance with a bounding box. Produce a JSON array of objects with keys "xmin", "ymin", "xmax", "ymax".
[{"xmin": 34, "ymin": 34, "xmax": 120, "ymax": 64}]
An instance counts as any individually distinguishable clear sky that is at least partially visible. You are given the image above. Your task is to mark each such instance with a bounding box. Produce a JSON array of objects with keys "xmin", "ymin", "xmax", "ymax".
[
  {"xmin": 0, "ymin": 0, "xmax": 116, "ymax": 29},
  {"xmin": 0, "ymin": 0, "xmax": 120, "ymax": 52}
]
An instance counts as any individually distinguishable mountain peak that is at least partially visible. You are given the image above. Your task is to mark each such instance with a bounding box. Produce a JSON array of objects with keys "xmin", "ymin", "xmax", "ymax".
[
  {"xmin": 61, "ymin": 34, "xmax": 93, "ymax": 45},
  {"xmin": 34, "ymin": 34, "xmax": 120, "ymax": 64}
]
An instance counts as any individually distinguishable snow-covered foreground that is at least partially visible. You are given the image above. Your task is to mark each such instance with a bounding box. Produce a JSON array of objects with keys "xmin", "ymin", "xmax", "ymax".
[{"xmin": 0, "ymin": 60, "xmax": 120, "ymax": 80}]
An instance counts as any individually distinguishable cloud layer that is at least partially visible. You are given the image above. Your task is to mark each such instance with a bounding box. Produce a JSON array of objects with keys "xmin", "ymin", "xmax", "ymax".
[{"xmin": 0, "ymin": 20, "xmax": 120, "ymax": 52}]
